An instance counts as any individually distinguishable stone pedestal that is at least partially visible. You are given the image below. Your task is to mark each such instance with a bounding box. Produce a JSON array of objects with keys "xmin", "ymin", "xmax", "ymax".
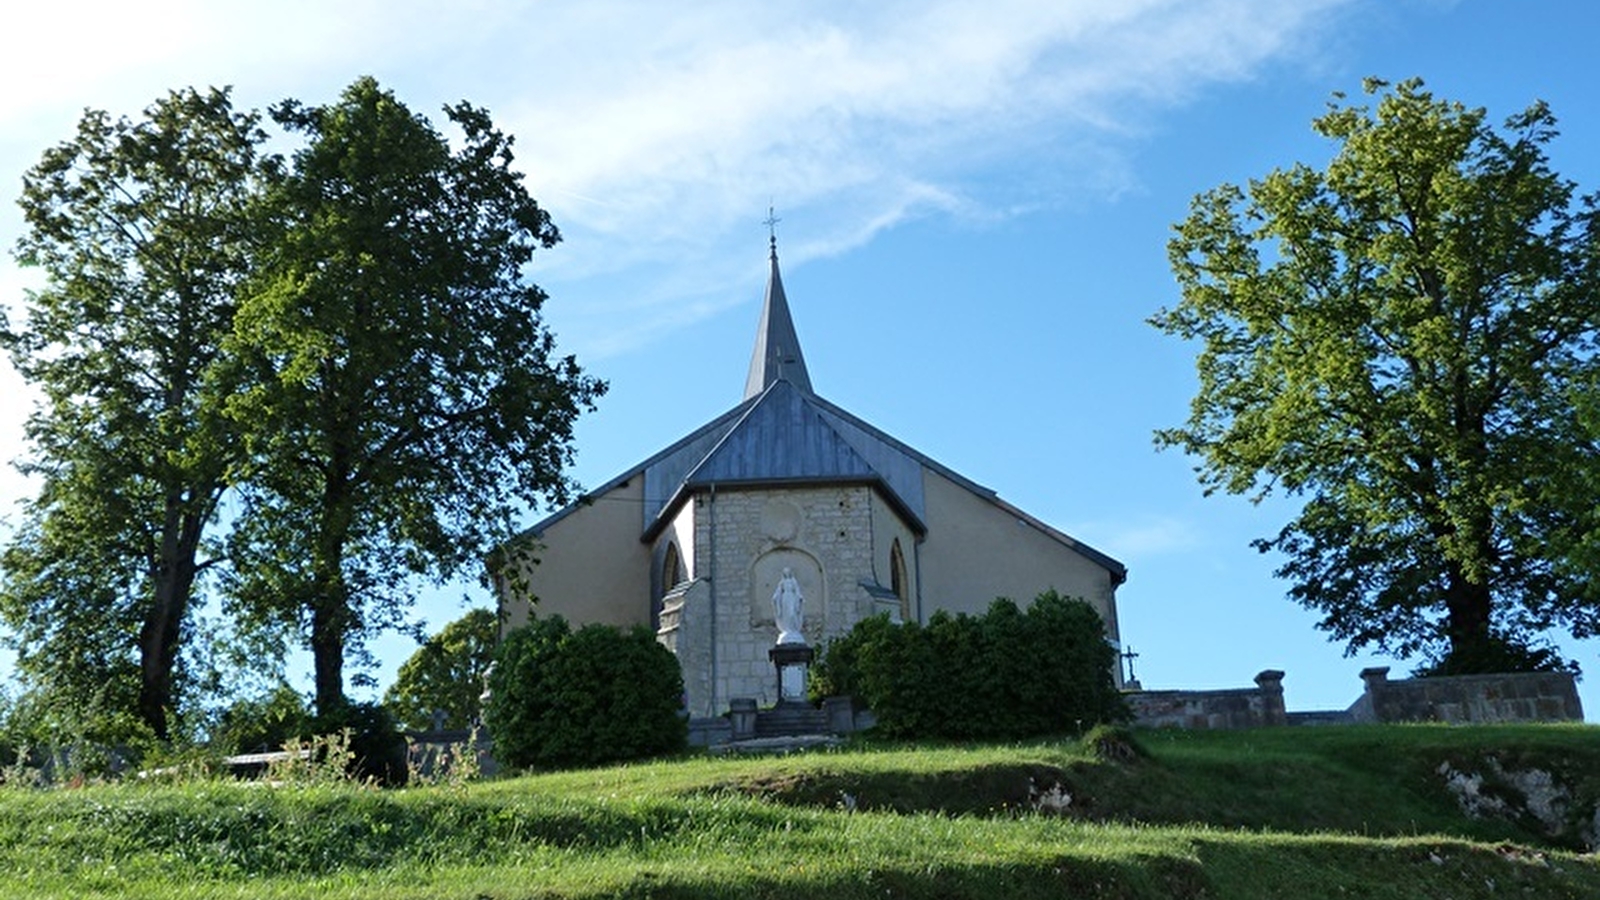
[
  {"xmin": 769, "ymin": 644, "xmax": 815, "ymax": 704},
  {"xmin": 729, "ymin": 697, "xmax": 758, "ymax": 740}
]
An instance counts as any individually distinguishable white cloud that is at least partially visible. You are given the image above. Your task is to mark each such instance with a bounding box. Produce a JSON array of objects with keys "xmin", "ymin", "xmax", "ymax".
[
  {"xmin": 501, "ymin": 0, "xmax": 1351, "ymax": 264},
  {"xmin": 0, "ymin": 0, "xmax": 1358, "ymax": 525},
  {"xmin": 1, "ymin": 1, "xmax": 1351, "ymax": 288},
  {"xmin": 1071, "ymin": 514, "xmax": 1206, "ymax": 562}
]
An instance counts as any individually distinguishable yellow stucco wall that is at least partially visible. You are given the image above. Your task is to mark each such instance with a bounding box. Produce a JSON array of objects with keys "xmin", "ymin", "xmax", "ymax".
[
  {"xmin": 868, "ymin": 490, "xmax": 918, "ymax": 620},
  {"xmin": 498, "ymin": 477, "xmax": 651, "ymax": 633},
  {"xmin": 917, "ymin": 470, "xmax": 1119, "ymax": 641}
]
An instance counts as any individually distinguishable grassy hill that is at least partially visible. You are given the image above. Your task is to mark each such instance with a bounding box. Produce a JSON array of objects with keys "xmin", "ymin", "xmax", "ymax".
[{"xmin": 1, "ymin": 724, "xmax": 1597, "ymax": 898}]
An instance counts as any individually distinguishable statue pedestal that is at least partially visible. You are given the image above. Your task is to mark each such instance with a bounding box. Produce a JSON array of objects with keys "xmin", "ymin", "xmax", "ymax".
[{"xmin": 769, "ymin": 643, "xmax": 814, "ymax": 704}]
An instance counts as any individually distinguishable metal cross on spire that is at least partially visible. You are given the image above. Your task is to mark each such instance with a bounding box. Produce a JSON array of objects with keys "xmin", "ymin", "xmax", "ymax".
[{"xmin": 764, "ymin": 204, "xmax": 781, "ymax": 256}]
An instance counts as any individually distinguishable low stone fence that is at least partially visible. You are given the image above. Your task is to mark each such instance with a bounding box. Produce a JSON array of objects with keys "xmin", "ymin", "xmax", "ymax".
[
  {"xmin": 1348, "ymin": 667, "xmax": 1583, "ymax": 725},
  {"xmin": 1126, "ymin": 670, "xmax": 1286, "ymax": 730},
  {"xmin": 1124, "ymin": 667, "xmax": 1584, "ymax": 730}
]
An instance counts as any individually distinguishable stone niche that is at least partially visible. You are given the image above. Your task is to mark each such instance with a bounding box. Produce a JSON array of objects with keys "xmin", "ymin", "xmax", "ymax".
[{"xmin": 749, "ymin": 548, "xmax": 825, "ymax": 642}]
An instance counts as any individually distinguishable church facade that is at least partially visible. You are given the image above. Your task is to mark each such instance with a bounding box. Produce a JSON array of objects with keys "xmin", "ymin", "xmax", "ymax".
[{"xmin": 496, "ymin": 244, "xmax": 1128, "ymax": 717}]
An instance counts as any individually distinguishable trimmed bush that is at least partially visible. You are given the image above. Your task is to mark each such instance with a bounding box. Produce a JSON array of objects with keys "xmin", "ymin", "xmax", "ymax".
[
  {"xmin": 487, "ymin": 615, "xmax": 686, "ymax": 770},
  {"xmin": 813, "ymin": 590, "xmax": 1126, "ymax": 740}
]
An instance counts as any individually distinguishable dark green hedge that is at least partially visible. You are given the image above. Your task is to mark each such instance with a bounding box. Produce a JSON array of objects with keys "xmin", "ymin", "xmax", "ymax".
[
  {"xmin": 812, "ymin": 591, "xmax": 1126, "ymax": 739},
  {"xmin": 486, "ymin": 615, "xmax": 686, "ymax": 770}
]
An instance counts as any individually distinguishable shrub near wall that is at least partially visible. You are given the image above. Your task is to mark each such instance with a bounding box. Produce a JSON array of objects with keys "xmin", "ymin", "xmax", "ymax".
[
  {"xmin": 814, "ymin": 591, "xmax": 1126, "ymax": 740},
  {"xmin": 487, "ymin": 616, "xmax": 687, "ymax": 770}
]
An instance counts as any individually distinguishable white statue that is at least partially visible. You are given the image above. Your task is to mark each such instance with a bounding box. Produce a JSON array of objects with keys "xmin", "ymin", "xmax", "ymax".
[{"xmin": 771, "ymin": 567, "xmax": 805, "ymax": 645}]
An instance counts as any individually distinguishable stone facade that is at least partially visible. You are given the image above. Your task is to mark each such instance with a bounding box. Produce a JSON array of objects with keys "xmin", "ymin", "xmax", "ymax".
[
  {"xmin": 663, "ymin": 484, "xmax": 914, "ymax": 716},
  {"xmin": 656, "ymin": 579, "xmax": 713, "ymax": 715}
]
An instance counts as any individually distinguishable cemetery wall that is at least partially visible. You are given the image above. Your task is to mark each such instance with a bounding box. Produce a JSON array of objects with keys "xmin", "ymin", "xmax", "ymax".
[
  {"xmin": 1348, "ymin": 667, "xmax": 1583, "ymax": 724},
  {"xmin": 1126, "ymin": 670, "xmax": 1287, "ymax": 730}
]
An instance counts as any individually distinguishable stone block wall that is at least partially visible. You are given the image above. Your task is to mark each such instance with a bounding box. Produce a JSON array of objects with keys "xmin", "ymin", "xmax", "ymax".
[
  {"xmin": 657, "ymin": 579, "xmax": 714, "ymax": 716},
  {"xmin": 1349, "ymin": 667, "xmax": 1584, "ymax": 724},
  {"xmin": 694, "ymin": 485, "xmax": 884, "ymax": 711},
  {"xmin": 1126, "ymin": 670, "xmax": 1287, "ymax": 730},
  {"xmin": 1126, "ymin": 667, "xmax": 1584, "ymax": 731}
]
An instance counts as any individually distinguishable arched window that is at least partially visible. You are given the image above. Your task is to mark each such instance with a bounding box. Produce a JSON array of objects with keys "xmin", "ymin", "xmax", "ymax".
[
  {"xmin": 653, "ymin": 542, "xmax": 687, "ymax": 633},
  {"xmin": 889, "ymin": 539, "xmax": 909, "ymax": 623},
  {"xmin": 662, "ymin": 542, "xmax": 685, "ymax": 592}
]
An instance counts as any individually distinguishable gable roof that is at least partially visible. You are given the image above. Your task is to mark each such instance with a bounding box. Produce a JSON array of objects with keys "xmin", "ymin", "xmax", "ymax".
[
  {"xmin": 517, "ymin": 243, "xmax": 1127, "ymax": 585},
  {"xmin": 687, "ymin": 379, "xmax": 877, "ymax": 486},
  {"xmin": 641, "ymin": 378, "xmax": 928, "ymax": 540}
]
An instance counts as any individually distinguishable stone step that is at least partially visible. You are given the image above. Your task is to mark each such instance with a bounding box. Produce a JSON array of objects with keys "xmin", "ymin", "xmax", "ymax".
[{"xmin": 754, "ymin": 703, "xmax": 829, "ymax": 737}]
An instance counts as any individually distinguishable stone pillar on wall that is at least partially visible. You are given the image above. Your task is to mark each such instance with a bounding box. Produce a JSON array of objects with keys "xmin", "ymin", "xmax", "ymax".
[
  {"xmin": 1356, "ymin": 666, "xmax": 1390, "ymax": 723},
  {"xmin": 658, "ymin": 579, "xmax": 714, "ymax": 717},
  {"xmin": 1254, "ymin": 669, "xmax": 1287, "ymax": 726}
]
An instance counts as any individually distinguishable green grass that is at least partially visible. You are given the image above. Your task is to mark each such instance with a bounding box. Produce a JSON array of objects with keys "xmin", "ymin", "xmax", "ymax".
[{"xmin": 1, "ymin": 724, "xmax": 1597, "ymax": 898}]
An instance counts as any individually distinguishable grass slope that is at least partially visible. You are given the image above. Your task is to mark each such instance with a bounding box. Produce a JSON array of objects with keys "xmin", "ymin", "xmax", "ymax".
[{"xmin": 0, "ymin": 724, "xmax": 1596, "ymax": 898}]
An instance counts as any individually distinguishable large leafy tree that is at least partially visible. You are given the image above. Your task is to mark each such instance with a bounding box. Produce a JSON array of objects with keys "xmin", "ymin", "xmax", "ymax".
[
  {"xmin": 1154, "ymin": 78, "xmax": 1600, "ymax": 672},
  {"xmin": 2, "ymin": 88, "xmax": 270, "ymax": 738},
  {"xmin": 383, "ymin": 608, "xmax": 499, "ymax": 731},
  {"xmin": 227, "ymin": 78, "xmax": 603, "ymax": 715}
]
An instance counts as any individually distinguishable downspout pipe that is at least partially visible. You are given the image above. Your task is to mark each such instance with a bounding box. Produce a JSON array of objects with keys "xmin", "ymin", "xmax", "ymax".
[
  {"xmin": 913, "ymin": 534, "xmax": 925, "ymax": 625},
  {"xmin": 708, "ymin": 483, "xmax": 719, "ymax": 716}
]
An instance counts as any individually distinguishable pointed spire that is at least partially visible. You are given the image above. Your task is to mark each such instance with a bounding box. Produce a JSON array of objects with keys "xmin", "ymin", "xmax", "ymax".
[{"xmin": 743, "ymin": 223, "xmax": 812, "ymax": 400}]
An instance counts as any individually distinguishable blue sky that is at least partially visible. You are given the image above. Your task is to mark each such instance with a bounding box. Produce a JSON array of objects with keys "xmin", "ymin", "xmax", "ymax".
[{"xmin": 1, "ymin": 0, "xmax": 1597, "ymax": 718}]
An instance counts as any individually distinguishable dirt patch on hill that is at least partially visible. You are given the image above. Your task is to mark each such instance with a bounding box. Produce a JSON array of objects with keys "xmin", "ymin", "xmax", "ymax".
[{"xmin": 719, "ymin": 762, "xmax": 1097, "ymax": 817}]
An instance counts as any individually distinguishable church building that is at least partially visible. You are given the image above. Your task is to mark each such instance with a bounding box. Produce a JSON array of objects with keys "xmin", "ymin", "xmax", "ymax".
[{"xmin": 496, "ymin": 241, "xmax": 1128, "ymax": 717}]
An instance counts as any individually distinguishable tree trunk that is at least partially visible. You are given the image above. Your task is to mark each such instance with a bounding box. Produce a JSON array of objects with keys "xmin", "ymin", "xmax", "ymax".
[
  {"xmin": 1442, "ymin": 562, "xmax": 1494, "ymax": 670},
  {"xmin": 310, "ymin": 471, "xmax": 354, "ymax": 717},
  {"xmin": 136, "ymin": 495, "xmax": 207, "ymax": 739},
  {"xmin": 311, "ymin": 594, "xmax": 347, "ymax": 716}
]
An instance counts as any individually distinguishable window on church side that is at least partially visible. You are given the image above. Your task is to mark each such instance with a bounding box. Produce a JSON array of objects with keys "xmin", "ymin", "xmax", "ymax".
[
  {"xmin": 653, "ymin": 542, "xmax": 686, "ymax": 633},
  {"xmin": 662, "ymin": 542, "xmax": 685, "ymax": 593}
]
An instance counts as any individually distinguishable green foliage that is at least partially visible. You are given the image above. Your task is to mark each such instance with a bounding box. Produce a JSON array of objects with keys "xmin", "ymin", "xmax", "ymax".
[
  {"xmin": 307, "ymin": 702, "xmax": 408, "ymax": 786},
  {"xmin": 1153, "ymin": 77, "xmax": 1600, "ymax": 670},
  {"xmin": 383, "ymin": 608, "xmax": 498, "ymax": 731},
  {"xmin": 3, "ymin": 78, "xmax": 600, "ymax": 735},
  {"xmin": 1413, "ymin": 633, "xmax": 1572, "ymax": 677},
  {"xmin": 224, "ymin": 77, "xmax": 604, "ymax": 714},
  {"xmin": 2, "ymin": 87, "xmax": 270, "ymax": 738},
  {"xmin": 814, "ymin": 591, "xmax": 1126, "ymax": 740},
  {"xmin": 486, "ymin": 616, "xmax": 686, "ymax": 769},
  {"xmin": 209, "ymin": 684, "xmax": 312, "ymax": 755},
  {"xmin": 209, "ymin": 688, "xmax": 404, "ymax": 784},
  {"xmin": 1081, "ymin": 723, "xmax": 1149, "ymax": 764}
]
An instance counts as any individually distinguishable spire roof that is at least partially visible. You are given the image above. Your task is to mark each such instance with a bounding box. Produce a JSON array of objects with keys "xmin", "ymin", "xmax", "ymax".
[{"xmin": 743, "ymin": 240, "xmax": 812, "ymax": 400}]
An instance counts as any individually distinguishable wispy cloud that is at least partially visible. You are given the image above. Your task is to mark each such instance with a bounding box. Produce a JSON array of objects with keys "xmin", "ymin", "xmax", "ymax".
[
  {"xmin": 0, "ymin": 0, "xmax": 1353, "ymax": 359},
  {"xmin": 1069, "ymin": 514, "xmax": 1207, "ymax": 562},
  {"xmin": 502, "ymin": 0, "xmax": 1353, "ymax": 269},
  {"xmin": 0, "ymin": 0, "xmax": 1359, "ymax": 529}
]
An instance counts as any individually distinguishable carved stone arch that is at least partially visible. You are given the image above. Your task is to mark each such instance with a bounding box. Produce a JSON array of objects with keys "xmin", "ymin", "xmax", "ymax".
[{"xmin": 749, "ymin": 547, "xmax": 825, "ymax": 639}]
